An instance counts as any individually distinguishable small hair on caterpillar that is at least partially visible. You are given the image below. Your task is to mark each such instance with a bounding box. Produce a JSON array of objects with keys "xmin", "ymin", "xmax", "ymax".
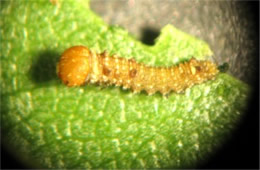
[{"xmin": 57, "ymin": 46, "xmax": 219, "ymax": 95}]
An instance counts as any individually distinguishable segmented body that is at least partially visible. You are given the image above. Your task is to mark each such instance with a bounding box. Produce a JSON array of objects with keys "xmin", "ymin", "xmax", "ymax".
[{"xmin": 57, "ymin": 46, "xmax": 219, "ymax": 95}]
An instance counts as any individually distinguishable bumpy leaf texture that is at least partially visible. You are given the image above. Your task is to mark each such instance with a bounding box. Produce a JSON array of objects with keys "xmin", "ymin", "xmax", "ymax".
[{"xmin": 1, "ymin": 0, "xmax": 249, "ymax": 168}]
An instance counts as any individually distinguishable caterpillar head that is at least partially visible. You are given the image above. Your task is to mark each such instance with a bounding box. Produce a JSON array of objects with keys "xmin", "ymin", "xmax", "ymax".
[{"xmin": 57, "ymin": 46, "xmax": 91, "ymax": 87}]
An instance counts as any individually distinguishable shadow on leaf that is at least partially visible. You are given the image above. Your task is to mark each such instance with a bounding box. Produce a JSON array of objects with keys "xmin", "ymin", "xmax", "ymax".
[
  {"xmin": 140, "ymin": 27, "xmax": 160, "ymax": 46},
  {"xmin": 29, "ymin": 50, "xmax": 60, "ymax": 84}
]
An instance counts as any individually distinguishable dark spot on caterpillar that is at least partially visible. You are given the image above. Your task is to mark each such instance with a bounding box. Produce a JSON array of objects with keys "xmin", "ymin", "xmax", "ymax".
[
  {"xmin": 100, "ymin": 51, "xmax": 108, "ymax": 57},
  {"xmin": 103, "ymin": 67, "xmax": 111, "ymax": 76},
  {"xmin": 129, "ymin": 59, "xmax": 135, "ymax": 62},
  {"xmin": 64, "ymin": 80, "xmax": 69, "ymax": 85},
  {"xmin": 195, "ymin": 66, "xmax": 201, "ymax": 72},
  {"xmin": 129, "ymin": 69, "xmax": 137, "ymax": 78}
]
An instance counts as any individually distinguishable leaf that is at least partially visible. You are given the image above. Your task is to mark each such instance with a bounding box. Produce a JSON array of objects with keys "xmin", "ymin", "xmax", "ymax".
[{"xmin": 1, "ymin": 0, "xmax": 250, "ymax": 168}]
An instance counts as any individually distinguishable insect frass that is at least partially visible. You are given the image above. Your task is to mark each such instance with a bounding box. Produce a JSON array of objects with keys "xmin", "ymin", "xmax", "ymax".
[{"xmin": 57, "ymin": 46, "xmax": 219, "ymax": 95}]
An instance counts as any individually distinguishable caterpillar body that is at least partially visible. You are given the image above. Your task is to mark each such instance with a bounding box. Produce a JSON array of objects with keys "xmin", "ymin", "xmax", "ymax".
[{"xmin": 57, "ymin": 46, "xmax": 219, "ymax": 95}]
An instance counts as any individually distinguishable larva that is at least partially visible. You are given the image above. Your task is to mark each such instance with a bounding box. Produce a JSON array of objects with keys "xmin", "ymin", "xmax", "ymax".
[{"xmin": 57, "ymin": 46, "xmax": 219, "ymax": 95}]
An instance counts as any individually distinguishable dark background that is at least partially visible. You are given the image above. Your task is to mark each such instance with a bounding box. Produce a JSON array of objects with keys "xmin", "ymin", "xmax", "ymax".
[{"xmin": 1, "ymin": 0, "xmax": 259, "ymax": 169}]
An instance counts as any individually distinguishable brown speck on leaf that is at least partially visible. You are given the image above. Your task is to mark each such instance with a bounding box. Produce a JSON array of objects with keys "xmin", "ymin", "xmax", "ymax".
[{"xmin": 50, "ymin": 0, "xmax": 58, "ymax": 5}]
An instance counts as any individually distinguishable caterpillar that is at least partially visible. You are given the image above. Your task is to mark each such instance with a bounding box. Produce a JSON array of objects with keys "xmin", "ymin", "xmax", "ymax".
[{"xmin": 57, "ymin": 46, "xmax": 219, "ymax": 95}]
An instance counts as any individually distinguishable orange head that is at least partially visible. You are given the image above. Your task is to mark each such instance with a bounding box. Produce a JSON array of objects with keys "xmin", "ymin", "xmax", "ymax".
[{"xmin": 57, "ymin": 46, "xmax": 91, "ymax": 87}]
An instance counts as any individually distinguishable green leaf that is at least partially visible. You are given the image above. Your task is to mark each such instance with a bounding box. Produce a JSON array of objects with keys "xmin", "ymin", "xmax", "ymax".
[{"xmin": 1, "ymin": 0, "xmax": 250, "ymax": 168}]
